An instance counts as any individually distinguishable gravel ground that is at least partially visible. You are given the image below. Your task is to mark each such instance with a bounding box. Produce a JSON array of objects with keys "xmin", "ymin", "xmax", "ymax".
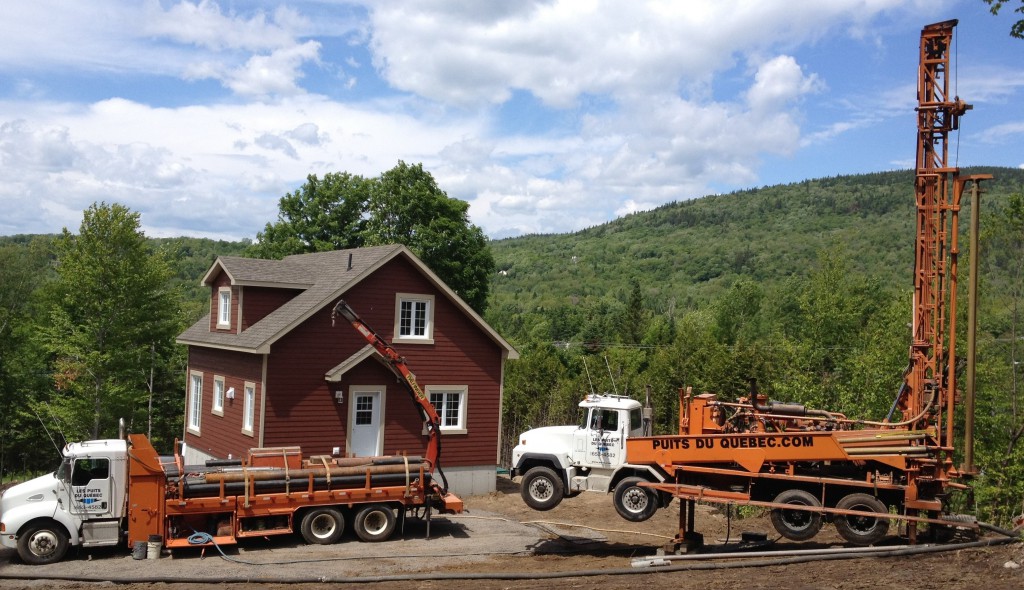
[{"xmin": 2, "ymin": 476, "xmax": 1023, "ymax": 589}]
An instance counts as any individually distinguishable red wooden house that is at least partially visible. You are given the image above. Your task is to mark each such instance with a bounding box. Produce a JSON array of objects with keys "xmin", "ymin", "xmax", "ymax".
[{"xmin": 176, "ymin": 245, "xmax": 518, "ymax": 495}]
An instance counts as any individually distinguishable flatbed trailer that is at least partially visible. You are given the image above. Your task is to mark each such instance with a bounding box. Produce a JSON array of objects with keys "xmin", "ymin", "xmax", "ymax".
[{"xmin": 127, "ymin": 434, "xmax": 460, "ymax": 551}]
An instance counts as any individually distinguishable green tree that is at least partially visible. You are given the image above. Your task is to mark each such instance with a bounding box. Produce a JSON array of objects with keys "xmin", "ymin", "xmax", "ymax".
[
  {"xmin": 618, "ymin": 278, "xmax": 648, "ymax": 346},
  {"xmin": 251, "ymin": 162, "xmax": 495, "ymax": 313},
  {"xmin": 0, "ymin": 238, "xmax": 54, "ymax": 480},
  {"xmin": 249, "ymin": 172, "xmax": 370, "ymax": 259},
  {"xmin": 984, "ymin": 0, "xmax": 1024, "ymax": 38},
  {"xmin": 973, "ymin": 191, "xmax": 1024, "ymax": 523},
  {"xmin": 363, "ymin": 161, "xmax": 495, "ymax": 313},
  {"xmin": 41, "ymin": 203, "xmax": 182, "ymax": 440},
  {"xmin": 712, "ymin": 279, "xmax": 764, "ymax": 345}
]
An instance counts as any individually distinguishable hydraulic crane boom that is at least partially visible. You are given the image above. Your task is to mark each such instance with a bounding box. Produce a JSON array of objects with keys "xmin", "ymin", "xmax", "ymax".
[{"xmin": 331, "ymin": 299, "xmax": 447, "ymax": 491}]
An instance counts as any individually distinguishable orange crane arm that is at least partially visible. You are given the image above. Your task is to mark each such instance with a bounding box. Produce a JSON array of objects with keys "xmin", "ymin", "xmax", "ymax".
[{"xmin": 331, "ymin": 299, "xmax": 445, "ymax": 487}]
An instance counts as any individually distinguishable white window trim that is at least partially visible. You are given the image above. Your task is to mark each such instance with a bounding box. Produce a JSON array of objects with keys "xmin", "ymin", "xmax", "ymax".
[
  {"xmin": 242, "ymin": 381, "xmax": 255, "ymax": 436},
  {"xmin": 217, "ymin": 287, "xmax": 232, "ymax": 328},
  {"xmin": 212, "ymin": 375, "xmax": 225, "ymax": 416},
  {"xmin": 188, "ymin": 371, "xmax": 203, "ymax": 435},
  {"xmin": 393, "ymin": 293, "xmax": 435, "ymax": 344},
  {"xmin": 425, "ymin": 385, "xmax": 468, "ymax": 435}
]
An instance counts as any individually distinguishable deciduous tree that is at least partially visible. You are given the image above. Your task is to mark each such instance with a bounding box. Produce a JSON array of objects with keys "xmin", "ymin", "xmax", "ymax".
[
  {"xmin": 41, "ymin": 203, "xmax": 181, "ymax": 440},
  {"xmin": 363, "ymin": 161, "xmax": 494, "ymax": 313},
  {"xmin": 249, "ymin": 172, "xmax": 369, "ymax": 259},
  {"xmin": 984, "ymin": 0, "xmax": 1024, "ymax": 38},
  {"xmin": 251, "ymin": 163, "xmax": 495, "ymax": 313}
]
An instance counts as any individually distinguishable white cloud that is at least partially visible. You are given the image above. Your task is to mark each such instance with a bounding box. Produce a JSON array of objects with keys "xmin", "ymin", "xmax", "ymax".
[
  {"xmin": 287, "ymin": 123, "xmax": 326, "ymax": 146},
  {"xmin": 1, "ymin": 0, "xmax": 1018, "ymax": 242},
  {"xmin": 0, "ymin": 1, "xmax": 329, "ymax": 100},
  {"xmin": 147, "ymin": 1, "xmax": 303, "ymax": 52},
  {"xmin": 221, "ymin": 41, "xmax": 322, "ymax": 98},
  {"xmin": 367, "ymin": 0, "xmax": 893, "ymax": 109},
  {"xmin": 981, "ymin": 121, "xmax": 1024, "ymax": 142},
  {"xmin": 746, "ymin": 56, "xmax": 823, "ymax": 112},
  {"xmin": 0, "ymin": 95, "xmax": 480, "ymax": 237}
]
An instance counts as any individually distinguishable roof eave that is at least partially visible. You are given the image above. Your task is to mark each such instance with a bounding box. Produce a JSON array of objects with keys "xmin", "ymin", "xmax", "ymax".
[{"xmin": 175, "ymin": 336, "xmax": 270, "ymax": 355}]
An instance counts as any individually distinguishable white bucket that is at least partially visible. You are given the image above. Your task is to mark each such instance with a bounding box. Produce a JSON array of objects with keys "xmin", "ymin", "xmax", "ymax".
[{"xmin": 147, "ymin": 535, "xmax": 162, "ymax": 560}]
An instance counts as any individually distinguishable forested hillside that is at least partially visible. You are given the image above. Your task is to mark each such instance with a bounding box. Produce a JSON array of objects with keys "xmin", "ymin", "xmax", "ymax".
[
  {"xmin": 2, "ymin": 166, "xmax": 1022, "ymax": 525},
  {"xmin": 488, "ymin": 167, "xmax": 1021, "ymax": 320}
]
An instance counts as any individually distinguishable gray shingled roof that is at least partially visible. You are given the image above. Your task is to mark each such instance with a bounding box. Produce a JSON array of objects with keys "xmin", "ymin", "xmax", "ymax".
[
  {"xmin": 177, "ymin": 245, "xmax": 517, "ymax": 358},
  {"xmin": 200, "ymin": 256, "xmax": 316, "ymax": 288}
]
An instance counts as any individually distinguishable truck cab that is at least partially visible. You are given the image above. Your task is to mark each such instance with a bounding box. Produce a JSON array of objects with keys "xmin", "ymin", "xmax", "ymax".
[
  {"xmin": 511, "ymin": 394, "xmax": 666, "ymax": 518},
  {"xmin": 1, "ymin": 439, "xmax": 128, "ymax": 564}
]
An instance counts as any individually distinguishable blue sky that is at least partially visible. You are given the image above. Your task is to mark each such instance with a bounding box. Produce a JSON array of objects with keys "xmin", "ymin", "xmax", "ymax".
[{"xmin": 1, "ymin": 1, "xmax": 1021, "ymax": 241}]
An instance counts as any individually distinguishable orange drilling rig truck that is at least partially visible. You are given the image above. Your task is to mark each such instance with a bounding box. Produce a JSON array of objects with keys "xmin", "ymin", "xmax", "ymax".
[
  {"xmin": 512, "ymin": 19, "xmax": 989, "ymax": 548},
  {"xmin": 0, "ymin": 300, "xmax": 462, "ymax": 564}
]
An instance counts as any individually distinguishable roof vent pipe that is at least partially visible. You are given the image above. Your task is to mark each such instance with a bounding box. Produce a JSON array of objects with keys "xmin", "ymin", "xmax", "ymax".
[{"xmin": 347, "ymin": 253, "xmax": 353, "ymax": 271}]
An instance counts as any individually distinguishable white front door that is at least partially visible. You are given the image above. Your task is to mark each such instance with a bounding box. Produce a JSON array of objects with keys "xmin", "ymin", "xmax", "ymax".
[{"xmin": 348, "ymin": 387, "xmax": 383, "ymax": 457}]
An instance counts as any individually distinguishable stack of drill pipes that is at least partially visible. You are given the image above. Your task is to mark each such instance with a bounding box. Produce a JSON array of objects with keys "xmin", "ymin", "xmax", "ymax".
[
  {"xmin": 201, "ymin": 461, "xmax": 426, "ymax": 483},
  {"xmin": 843, "ymin": 446, "xmax": 931, "ymax": 455}
]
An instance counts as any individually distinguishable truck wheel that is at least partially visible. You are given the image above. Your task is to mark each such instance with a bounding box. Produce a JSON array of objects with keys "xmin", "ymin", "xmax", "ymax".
[
  {"xmin": 17, "ymin": 521, "xmax": 70, "ymax": 565},
  {"xmin": 613, "ymin": 477, "xmax": 659, "ymax": 522},
  {"xmin": 834, "ymin": 493, "xmax": 889, "ymax": 546},
  {"xmin": 300, "ymin": 508, "xmax": 345, "ymax": 545},
  {"xmin": 520, "ymin": 466, "xmax": 564, "ymax": 511},
  {"xmin": 770, "ymin": 489, "xmax": 823, "ymax": 541},
  {"xmin": 926, "ymin": 514, "xmax": 974, "ymax": 543},
  {"xmin": 353, "ymin": 504, "xmax": 397, "ymax": 542}
]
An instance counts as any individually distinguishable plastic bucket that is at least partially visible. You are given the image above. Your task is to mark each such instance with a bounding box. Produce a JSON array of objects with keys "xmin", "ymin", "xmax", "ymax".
[
  {"xmin": 131, "ymin": 541, "xmax": 147, "ymax": 560},
  {"xmin": 147, "ymin": 535, "xmax": 162, "ymax": 560}
]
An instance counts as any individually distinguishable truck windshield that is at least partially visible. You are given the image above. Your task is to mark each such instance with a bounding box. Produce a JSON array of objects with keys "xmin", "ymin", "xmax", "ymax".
[
  {"xmin": 578, "ymin": 408, "xmax": 589, "ymax": 430},
  {"xmin": 55, "ymin": 458, "xmax": 71, "ymax": 483}
]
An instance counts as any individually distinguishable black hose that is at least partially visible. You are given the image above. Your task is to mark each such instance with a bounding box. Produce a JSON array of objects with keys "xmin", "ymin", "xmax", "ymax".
[
  {"xmin": 980, "ymin": 521, "xmax": 1023, "ymax": 539},
  {"xmin": 0, "ymin": 532, "xmax": 1017, "ymax": 584}
]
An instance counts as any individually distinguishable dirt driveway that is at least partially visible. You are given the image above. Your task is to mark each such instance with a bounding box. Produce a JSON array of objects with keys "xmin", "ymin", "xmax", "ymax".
[{"xmin": 2, "ymin": 476, "xmax": 1022, "ymax": 589}]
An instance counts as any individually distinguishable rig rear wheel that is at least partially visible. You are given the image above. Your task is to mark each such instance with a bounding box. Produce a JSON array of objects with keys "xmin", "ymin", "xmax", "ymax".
[
  {"xmin": 834, "ymin": 493, "xmax": 889, "ymax": 546},
  {"xmin": 769, "ymin": 489, "xmax": 823, "ymax": 541}
]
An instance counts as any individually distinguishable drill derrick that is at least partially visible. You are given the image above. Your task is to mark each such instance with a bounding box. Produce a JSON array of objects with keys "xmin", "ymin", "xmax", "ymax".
[{"xmin": 903, "ymin": 20, "xmax": 966, "ymax": 434}]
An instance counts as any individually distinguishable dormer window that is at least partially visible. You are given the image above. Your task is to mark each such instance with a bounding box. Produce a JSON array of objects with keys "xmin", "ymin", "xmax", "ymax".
[
  {"xmin": 217, "ymin": 287, "xmax": 231, "ymax": 328},
  {"xmin": 394, "ymin": 293, "xmax": 434, "ymax": 344}
]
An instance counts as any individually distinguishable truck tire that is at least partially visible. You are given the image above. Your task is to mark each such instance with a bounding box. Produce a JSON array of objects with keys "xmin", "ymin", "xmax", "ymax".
[
  {"xmin": 353, "ymin": 504, "xmax": 397, "ymax": 542},
  {"xmin": 613, "ymin": 477, "xmax": 659, "ymax": 522},
  {"xmin": 520, "ymin": 466, "xmax": 564, "ymax": 511},
  {"xmin": 17, "ymin": 521, "xmax": 70, "ymax": 565},
  {"xmin": 770, "ymin": 489, "xmax": 823, "ymax": 541},
  {"xmin": 925, "ymin": 513, "xmax": 974, "ymax": 543},
  {"xmin": 834, "ymin": 493, "xmax": 889, "ymax": 546},
  {"xmin": 300, "ymin": 508, "xmax": 345, "ymax": 545}
]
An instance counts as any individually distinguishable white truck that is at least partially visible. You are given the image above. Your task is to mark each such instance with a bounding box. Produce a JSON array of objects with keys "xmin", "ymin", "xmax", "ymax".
[
  {"xmin": 0, "ymin": 439, "xmax": 130, "ymax": 564},
  {"xmin": 510, "ymin": 394, "xmax": 670, "ymax": 521}
]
